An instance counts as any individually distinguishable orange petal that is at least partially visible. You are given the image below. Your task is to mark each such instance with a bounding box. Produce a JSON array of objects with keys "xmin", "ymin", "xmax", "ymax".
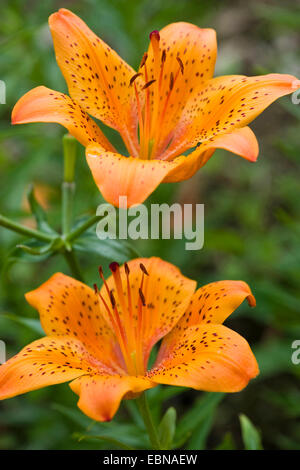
[
  {"xmin": 158, "ymin": 281, "xmax": 255, "ymax": 359},
  {"xmin": 12, "ymin": 86, "xmax": 114, "ymax": 149},
  {"xmin": 150, "ymin": 324, "xmax": 259, "ymax": 392},
  {"xmin": 25, "ymin": 273, "xmax": 124, "ymax": 373},
  {"xmin": 166, "ymin": 73, "xmax": 300, "ymax": 157},
  {"xmin": 164, "ymin": 126, "xmax": 259, "ymax": 183},
  {"xmin": 70, "ymin": 374, "xmax": 153, "ymax": 421},
  {"xmin": 49, "ymin": 9, "xmax": 140, "ymax": 155},
  {"xmin": 86, "ymin": 144, "xmax": 184, "ymax": 207},
  {"xmin": 0, "ymin": 336, "xmax": 90, "ymax": 400},
  {"xmin": 144, "ymin": 23, "xmax": 216, "ymax": 156},
  {"xmin": 100, "ymin": 257, "xmax": 196, "ymax": 368}
]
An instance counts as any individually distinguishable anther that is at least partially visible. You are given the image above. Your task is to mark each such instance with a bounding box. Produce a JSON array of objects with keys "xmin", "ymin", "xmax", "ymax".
[
  {"xmin": 142, "ymin": 79, "xmax": 156, "ymax": 90},
  {"xmin": 129, "ymin": 73, "xmax": 142, "ymax": 87},
  {"xmin": 169, "ymin": 72, "xmax": 174, "ymax": 91},
  {"xmin": 140, "ymin": 263, "xmax": 149, "ymax": 276},
  {"xmin": 98, "ymin": 266, "xmax": 104, "ymax": 279},
  {"xmin": 124, "ymin": 262, "xmax": 130, "ymax": 275},
  {"xmin": 93, "ymin": 283, "xmax": 98, "ymax": 294},
  {"xmin": 109, "ymin": 290, "xmax": 116, "ymax": 309},
  {"xmin": 176, "ymin": 56, "xmax": 184, "ymax": 75},
  {"xmin": 139, "ymin": 288, "xmax": 146, "ymax": 307},
  {"xmin": 140, "ymin": 53, "xmax": 148, "ymax": 68}
]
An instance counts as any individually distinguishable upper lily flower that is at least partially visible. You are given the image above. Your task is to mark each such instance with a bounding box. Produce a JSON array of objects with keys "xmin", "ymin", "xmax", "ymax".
[
  {"xmin": 0, "ymin": 257, "xmax": 258, "ymax": 422},
  {"xmin": 12, "ymin": 9, "xmax": 300, "ymax": 207}
]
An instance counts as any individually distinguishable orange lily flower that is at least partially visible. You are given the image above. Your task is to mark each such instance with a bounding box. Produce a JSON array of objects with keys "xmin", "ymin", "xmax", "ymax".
[
  {"xmin": 0, "ymin": 258, "xmax": 258, "ymax": 422},
  {"xmin": 11, "ymin": 9, "xmax": 300, "ymax": 207}
]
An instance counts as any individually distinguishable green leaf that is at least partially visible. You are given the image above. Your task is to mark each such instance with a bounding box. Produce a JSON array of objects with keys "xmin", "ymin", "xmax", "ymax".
[
  {"xmin": 52, "ymin": 403, "xmax": 93, "ymax": 429},
  {"xmin": 175, "ymin": 392, "xmax": 224, "ymax": 448},
  {"xmin": 2, "ymin": 313, "xmax": 44, "ymax": 335},
  {"xmin": 215, "ymin": 432, "xmax": 236, "ymax": 450},
  {"xmin": 5, "ymin": 240, "xmax": 56, "ymax": 265},
  {"xmin": 158, "ymin": 407, "xmax": 176, "ymax": 450},
  {"xmin": 73, "ymin": 432, "xmax": 135, "ymax": 450},
  {"xmin": 186, "ymin": 411, "xmax": 215, "ymax": 450},
  {"xmin": 54, "ymin": 403, "xmax": 148, "ymax": 449},
  {"xmin": 17, "ymin": 237, "xmax": 62, "ymax": 256},
  {"xmin": 74, "ymin": 231, "xmax": 140, "ymax": 263},
  {"xmin": 26, "ymin": 184, "xmax": 56, "ymax": 234},
  {"xmin": 239, "ymin": 414, "xmax": 263, "ymax": 450}
]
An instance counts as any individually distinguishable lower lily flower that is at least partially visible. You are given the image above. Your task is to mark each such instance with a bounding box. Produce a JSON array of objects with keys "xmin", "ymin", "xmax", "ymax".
[
  {"xmin": 0, "ymin": 258, "xmax": 258, "ymax": 422},
  {"xmin": 11, "ymin": 9, "xmax": 300, "ymax": 207}
]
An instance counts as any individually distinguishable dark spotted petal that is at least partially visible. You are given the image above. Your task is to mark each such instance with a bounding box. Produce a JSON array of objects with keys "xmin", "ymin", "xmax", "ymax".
[
  {"xmin": 149, "ymin": 324, "xmax": 259, "ymax": 392},
  {"xmin": 12, "ymin": 86, "xmax": 114, "ymax": 150},
  {"xmin": 25, "ymin": 273, "xmax": 125, "ymax": 373},
  {"xmin": 0, "ymin": 336, "xmax": 91, "ymax": 399}
]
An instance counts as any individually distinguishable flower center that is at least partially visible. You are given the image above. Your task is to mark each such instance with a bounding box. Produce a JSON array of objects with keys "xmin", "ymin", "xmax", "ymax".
[
  {"xmin": 130, "ymin": 30, "xmax": 184, "ymax": 160},
  {"xmin": 94, "ymin": 262, "xmax": 149, "ymax": 376}
]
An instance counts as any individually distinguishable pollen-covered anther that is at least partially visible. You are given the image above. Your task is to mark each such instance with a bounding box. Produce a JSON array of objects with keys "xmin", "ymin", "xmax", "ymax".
[
  {"xmin": 140, "ymin": 263, "xmax": 149, "ymax": 276},
  {"xmin": 142, "ymin": 79, "xmax": 156, "ymax": 90},
  {"xmin": 109, "ymin": 290, "xmax": 116, "ymax": 309},
  {"xmin": 176, "ymin": 56, "xmax": 184, "ymax": 75},
  {"xmin": 169, "ymin": 72, "xmax": 174, "ymax": 91},
  {"xmin": 124, "ymin": 262, "xmax": 130, "ymax": 275},
  {"xmin": 129, "ymin": 73, "xmax": 142, "ymax": 87},
  {"xmin": 98, "ymin": 265, "xmax": 104, "ymax": 280},
  {"xmin": 140, "ymin": 52, "xmax": 148, "ymax": 68},
  {"xmin": 139, "ymin": 288, "xmax": 146, "ymax": 307}
]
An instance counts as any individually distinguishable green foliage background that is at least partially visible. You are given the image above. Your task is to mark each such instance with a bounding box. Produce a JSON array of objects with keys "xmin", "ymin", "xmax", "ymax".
[{"xmin": 0, "ymin": 0, "xmax": 299, "ymax": 449}]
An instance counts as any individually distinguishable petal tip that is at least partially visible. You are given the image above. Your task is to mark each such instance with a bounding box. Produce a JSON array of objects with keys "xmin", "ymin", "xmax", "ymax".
[
  {"xmin": 247, "ymin": 293, "xmax": 256, "ymax": 308},
  {"xmin": 292, "ymin": 79, "xmax": 300, "ymax": 90}
]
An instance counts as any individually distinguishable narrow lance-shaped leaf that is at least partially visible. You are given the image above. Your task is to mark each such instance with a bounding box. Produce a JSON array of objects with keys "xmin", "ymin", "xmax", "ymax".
[{"xmin": 239, "ymin": 414, "xmax": 263, "ymax": 450}]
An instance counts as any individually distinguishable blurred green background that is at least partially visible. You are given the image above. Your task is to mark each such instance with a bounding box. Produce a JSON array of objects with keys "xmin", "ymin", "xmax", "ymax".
[{"xmin": 0, "ymin": 0, "xmax": 299, "ymax": 450}]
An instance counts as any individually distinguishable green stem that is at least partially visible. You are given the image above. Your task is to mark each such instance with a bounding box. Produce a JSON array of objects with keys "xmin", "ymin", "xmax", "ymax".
[
  {"xmin": 136, "ymin": 392, "xmax": 161, "ymax": 450},
  {"xmin": 63, "ymin": 250, "xmax": 84, "ymax": 282},
  {"xmin": 62, "ymin": 133, "xmax": 77, "ymax": 236},
  {"xmin": 61, "ymin": 133, "xmax": 84, "ymax": 282},
  {"xmin": 66, "ymin": 214, "xmax": 101, "ymax": 242},
  {"xmin": 0, "ymin": 214, "xmax": 54, "ymax": 242},
  {"xmin": 62, "ymin": 182, "xmax": 75, "ymax": 235}
]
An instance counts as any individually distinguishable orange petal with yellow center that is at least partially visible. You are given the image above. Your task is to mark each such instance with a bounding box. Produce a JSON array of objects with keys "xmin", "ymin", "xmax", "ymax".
[
  {"xmin": 0, "ymin": 336, "xmax": 92, "ymax": 400},
  {"xmin": 70, "ymin": 374, "xmax": 154, "ymax": 422},
  {"xmin": 26, "ymin": 273, "xmax": 124, "ymax": 374},
  {"xmin": 12, "ymin": 86, "xmax": 114, "ymax": 150},
  {"xmin": 49, "ymin": 8, "xmax": 141, "ymax": 155},
  {"xmin": 100, "ymin": 257, "xmax": 196, "ymax": 369},
  {"xmin": 144, "ymin": 23, "xmax": 216, "ymax": 156},
  {"xmin": 166, "ymin": 73, "xmax": 300, "ymax": 157},
  {"xmin": 150, "ymin": 324, "xmax": 259, "ymax": 392},
  {"xmin": 86, "ymin": 144, "xmax": 184, "ymax": 207},
  {"xmin": 164, "ymin": 126, "xmax": 259, "ymax": 183}
]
